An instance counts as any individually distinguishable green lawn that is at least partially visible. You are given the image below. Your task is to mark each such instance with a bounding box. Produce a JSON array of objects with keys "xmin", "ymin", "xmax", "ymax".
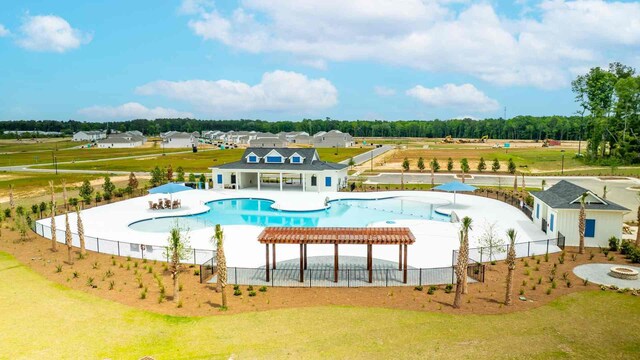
[
  {"xmin": 33, "ymin": 147, "xmax": 369, "ymax": 173},
  {"xmin": 1, "ymin": 252, "xmax": 638, "ymax": 359},
  {"xmin": 0, "ymin": 138, "xmax": 77, "ymax": 153}
]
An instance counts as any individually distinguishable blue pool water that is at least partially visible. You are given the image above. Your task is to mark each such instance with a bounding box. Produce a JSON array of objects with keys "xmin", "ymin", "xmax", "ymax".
[{"xmin": 129, "ymin": 197, "xmax": 450, "ymax": 233}]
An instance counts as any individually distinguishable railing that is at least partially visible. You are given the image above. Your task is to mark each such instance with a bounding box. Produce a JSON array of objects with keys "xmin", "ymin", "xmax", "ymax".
[
  {"xmin": 453, "ymin": 237, "xmax": 562, "ymax": 267},
  {"xmin": 471, "ymin": 189, "xmax": 533, "ymax": 220},
  {"xmin": 32, "ymin": 222, "xmax": 215, "ymax": 265}
]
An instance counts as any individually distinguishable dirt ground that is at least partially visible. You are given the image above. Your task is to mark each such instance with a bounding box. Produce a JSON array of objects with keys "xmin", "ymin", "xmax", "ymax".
[{"xmin": 2, "ymin": 218, "xmax": 635, "ymax": 317}]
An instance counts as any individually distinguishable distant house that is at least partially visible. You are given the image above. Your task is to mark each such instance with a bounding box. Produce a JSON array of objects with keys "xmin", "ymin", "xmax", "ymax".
[
  {"xmin": 291, "ymin": 133, "xmax": 313, "ymax": 145},
  {"xmin": 211, "ymin": 147, "xmax": 348, "ymax": 192},
  {"xmin": 96, "ymin": 132, "xmax": 146, "ymax": 148},
  {"xmin": 531, "ymin": 180, "xmax": 629, "ymax": 247},
  {"xmin": 73, "ymin": 130, "xmax": 106, "ymax": 142},
  {"xmin": 162, "ymin": 131, "xmax": 197, "ymax": 148},
  {"xmin": 249, "ymin": 137, "xmax": 287, "ymax": 148},
  {"xmin": 313, "ymin": 130, "xmax": 354, "ymax": 148}
]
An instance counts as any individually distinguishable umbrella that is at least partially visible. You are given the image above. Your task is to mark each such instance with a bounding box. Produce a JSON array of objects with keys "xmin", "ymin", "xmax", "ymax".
[
  {"xmin": 148, "ymin": 183, "xmax": 192, "ymax": 207},
  {"xmin": 433, "ymin": 181, "xmax": 477, "ymax": 204}
]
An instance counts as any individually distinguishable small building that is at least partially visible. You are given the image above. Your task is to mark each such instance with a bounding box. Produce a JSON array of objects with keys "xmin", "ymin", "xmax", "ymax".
[
  {"xmin": 248, "ymin": 137, "xmax": 287, "ymax": 148},
  {"xmin": 96, "ymin": 132, "xmax": 146, "ymax": 148},
  {"xmin": 531, "ymin": 180, "xmax": 629, "ymax": 247},
  {"xmin": 72, "ymin": 130, "xmax": 106, "ymax": 142},
  {"xmin": 163, "ymin": 132, "xmax": 197, "ymax": 148},
  {"xmin": 313, "ymin": 130, "xmax": 354, "ymax": 148},
  {"xmin": 210, "ymin": 147, "xmax": 348, "ymax": 192}
]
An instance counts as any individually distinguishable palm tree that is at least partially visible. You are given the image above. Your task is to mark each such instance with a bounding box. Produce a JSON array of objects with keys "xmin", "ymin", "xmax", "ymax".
[
  {"xmin": 578, "ymin": 192, "xmax": 588, "ymax": 254},
  {"xmin": 636, "ymin": 194, "xmax": 640, "ymax": 247},
  {"xmin": 214, "ymin": 224, "xmax": 228, "ymax": 308},
  {"xmin": 166, "ymin": 225, "xmax": 191, "ymax": 304},
  {"xmin": 453, "ymin": 216, "xmax": 472, "ymax": 308},
  {"xmin": 76, "ymin": 205, "xmax": 86, "ymax": 257},
  {"xmin": 513, "ymin": 171, "xmax": 518, "ymax": 192},
  {"xmin": 63, "ymin": 180, "xmax": 73, "ymax": 263},
  {"xmin": 505, "ymin": 228, "xmax": 517, "ymax": 305},
  {"xmin": 461, "ymin": 216, "xmax": 472, "ymax": 294},
  {"xmin": 49, "ymin": 181, "xmax": 58, "ymax": 252}
]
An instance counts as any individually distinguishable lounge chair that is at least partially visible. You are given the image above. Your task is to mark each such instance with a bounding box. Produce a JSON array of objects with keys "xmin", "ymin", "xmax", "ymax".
[{"xmin": 148, "ymin": 201, "xmax": 153, "ymax": 210}]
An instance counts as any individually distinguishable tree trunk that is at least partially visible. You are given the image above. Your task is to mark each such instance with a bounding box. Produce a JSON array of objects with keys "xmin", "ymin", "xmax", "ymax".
[
  {"xmin": 221, "ymin": 287, "xmax": 227, "ymax": 307},
  {"xmin": 579, "ymin": 206, "xmax": 586, "ymax": 254},
  {"xmin": 173, "ymin": 272, "xmax": 179, "ymax": 303},
  {"xmin": 636, "ymin": 205, "xmax": 640, "ymax": 247},
  {"xmin": 453, "ymin": 277, "xmax": 463, "ymax": 309},
  {"xmin": 77, "ymin": 208, "xmax": 86, "ymax": 256},
  {"xmin": 49, "ymin": 181, "xmax": 58, "ymax": 252},
  {"xmin": 505, "ymin": 268, "xmax": 514, "ymax": 305},
  {"xmin": 513, "ymin": 173, "xmax": 517, "ymax": 192},
  {"xmin": 65, "ymin": 212, "xmax": 73, "ymax": 264}
]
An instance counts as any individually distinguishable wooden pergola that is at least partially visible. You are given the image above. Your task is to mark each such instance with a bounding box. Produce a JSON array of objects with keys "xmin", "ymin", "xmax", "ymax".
[{"xmin": 257, "ymin": 227, "xmax": 416, "ymax": 284}]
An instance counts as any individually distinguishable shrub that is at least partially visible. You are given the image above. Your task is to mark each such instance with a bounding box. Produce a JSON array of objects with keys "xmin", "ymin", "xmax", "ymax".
[
  {"xmin": 544, "ymin": 253, "xmax": 549, "ymax": 262},
  {"xmin": 537, "ymin": 277, "xmax": 542, "ymax": 285},
  {"xmin": 233, "ymin": 284, "xmax": 240, "ymax": 290},
  {"xmin": 521, "ymin": 280, "xmax": 527, "ymax": 286},
  {"xmin": 546, "ymin": 288, "xmax": 552, "ymax": 295},
  {"xmin": 608, "ymin": 236, "xmax": 620, "ymax": 251},
  {"xmin": 603, "ymin": 249, "xmax": 610, "ymax": 256},
  {"xmin": 233, "ymin": 289, "xmax": 242, "ymax": 296},
  {"xmin": 571, "ymin": 254, "xmax": 577, "ymax": 262},
  {"xmin": 109, "ymin": 280, "xmax": 115, "ymax": 290},
  {"xmin": 531, "ymin": 284, "xmax": 537, "ymax": 290},
  {"xmin": 629, "ymin": 247, "xmax": 640, "ymax": 263},
  {"xmin": 3, "ymin": 208, "xmax": 11, "ymax": 218},
  {"xmin": 193, "ymin": 269, "xmax": 200, "ymax": 276},
  {"xmin": 140, "ymin": 289, "xmax": 147, "ymax": 299},
  {"xmin": 55, "ymin": 264, "xmax": 62, "ymax": 273},
  {"xmin": 72, "ymin": 271, "xmax": 79, "ymax": 279},
  {"xmin": 414, "ymin": 285, "xmax": 423, "ymax": 291},
  {"xmin": 444, "ymin": 284, "xmax": 453, "ymax": 293},
  {"xmin": 583, "ymin": 278, "xmax": 589, "ymax": 286},
  {"xmin": 589, "ymin": 252, "xmax": 595, "ymax": 260},
  {"xmin": 620, "ymin": 240, "xmax": 633, "ymax": 255},
  {"xmin": 427, "ymin": 285, "xmax": 437, "ymax": 295},
  {"xmin": 248, "ymin": 291, "xmax": 257, "ymax": 297},
  {"xmin": 92, "ymin": 262, "xmax": 99, "ymax": 269},
  {"xmin": 86, "ymin": 277, "xmax": 95, "ymax": 287},
  {"xmin": 608, "ymin": 255, "xmax": 615, "ymax": 261},
  {"xmin": 490, "ymin": 260, "xmax": 497, "ymax": 265},
  {"xmin": 519, "ymin": 289, "xmax": 525, "ymax": 295},
  {"xmin": 566, "ymin": 280, "xmax": 572, "ymax": 288},
  {"xmin": 551, "ymin": 280, "xmax": 557, "ymax": 289},
  {"xmin": 558, "ymin": 252, "xmax": 565, "ymax": 264},
  {"xmin": 247, "ymin": 285, "xmax": 254, "ymax": 291}
]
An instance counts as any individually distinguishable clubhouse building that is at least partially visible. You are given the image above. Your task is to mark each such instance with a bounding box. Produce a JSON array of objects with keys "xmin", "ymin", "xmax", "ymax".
[{"xmin": 210, "ymin": 148, "xmax": 349, "ymax": 192}]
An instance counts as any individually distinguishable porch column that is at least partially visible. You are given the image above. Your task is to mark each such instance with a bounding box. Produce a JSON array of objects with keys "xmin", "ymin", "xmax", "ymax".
[
  {"xmin": 236, "ymin": 171, "xmax": 240, "ymax": 190},
  {"xmin": 257, "ymin": 171, "xmax": 261, "ymax": 191},
  {"xmin": 403, "ymin": 244, "xmax": 408, "ymax": 284},
  {"xmin": 279, "ymin": 172, "xmax": 283, "ymax": 191},
  {"xmin": 368, "ymin": 244, "xmax": 373, "ymax": 283},
  {"xmin": 272, "ymin": 243, "xmax": 276, "ymax": 269},
  {"xmin": 334, "ymin": 243, "xmax": 339, "ymax": 283},
  {"xmin": 304, "ymin": 244, "xmax": 308, "ymax": 270},
  {"xmin": 302, "ymin": 172, "xmax": 306, "ymax": 192},
  {"xmin": 265, "ymin": 244, "xmax": 270, "ymax": 282},
  {"xmin": 398, "ymin": 244, "xmax": 403, "ymax": 270}
]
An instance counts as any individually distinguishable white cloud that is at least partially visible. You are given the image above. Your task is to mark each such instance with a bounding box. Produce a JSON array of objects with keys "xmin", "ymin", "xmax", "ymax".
[
  {"xmin": 0, "ymin": 24, "xmax": 9, "ymax": 37},
  {"xmin": 374, "ymin": 86, "xmax": 396, "ymax": 97},
  {"xmin": 184, "ymin": 0, "xmax": 640, "ymax": 89},
  {"xmin": 406, "ymin": 83, "xmax": 499, "ymax": 112},
  {"xmin": 178, "ymin": 0, "xmax": 214, "ymax": 15},
  {"xmin": 78, "ymin": 102, "xmax": 193, "ymax": 121},
  {"xmin": 135, "ymin": 70, "xmax": 338, "ymax": 114},
  {"xmin": 17, "ymin": 15, "xmax": 91, "ymax": 52}
]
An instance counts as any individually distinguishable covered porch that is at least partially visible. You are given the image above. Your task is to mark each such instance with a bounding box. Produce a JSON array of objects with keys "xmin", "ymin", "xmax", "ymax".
[
  {"xmin": 214, "ymin": 170, "xmax": 320, "ymax": 191},
  {"xmin": 257, "ymin": 227, "xmax": 416, "ymax": 284}
]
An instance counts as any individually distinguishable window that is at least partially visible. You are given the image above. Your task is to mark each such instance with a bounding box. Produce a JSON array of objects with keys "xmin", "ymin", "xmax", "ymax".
[
  {"xmin": 536, "ymin": 204, "xmax": 540, "ymax": 219},
  {"xmin": 248, "ymin": 155, "xmax": 257, "ymax": 163},
  {"xmin": 291, "ymin": 156, "xmax": 301, "ymax": 163},
  {"xmin": 266, "ymin": 156, "xmax": 282, "ymax": 163},
  {"xmin": 585, "ymin": 219, "xmax": 596, "ymax": 237},
  {"xmin": 216, "ymin": 174, "xmax": 222, "ymax": 184},
  {"xmin": 325, "ymin": 176, "xmax": 332, "ymax": 187},
  {"xmin": 311, "ymin": 175, "xmax": 317, "ymax": 186},
  {"xmin": 549, "ymin": 213, "xmax": 555, "ymax": 232}
]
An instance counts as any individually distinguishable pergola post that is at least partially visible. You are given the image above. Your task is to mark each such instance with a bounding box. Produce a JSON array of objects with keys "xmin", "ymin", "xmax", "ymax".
[
  {"xmin": 302, "ymin": 172, "xmax": 306, "ymax": 192},
  {"xmin": 403, "ymin": 244, "xmax": 408, "ymax": 284},
  {"xmin": 299, "ymin": 244, "xmax": 304, "ymax": 283},
  {"xmin": 257, "ymin": 171, "xmax": 261, "ymax": 191},
  {"xmin": 303, "ymin": 244, "xmax": 308, "ymax": 270},
  {"xmin": 272, "ymin": 243, "xmax": 276, "ymax": 269},
  {"xmin": 279, "ymin": 172, "xmax": 283, "ymax": 191},
  {"xmin": 236, "ymin": 171, "xmax": 240, "ymax": 190},
  {"xmin": 334, "ymin": 243, "xmax": 339, "ymax": 283},
  {"xmin": 265, "ymin": 244, "xmax": 270, "ymax": 282},
  {"xmin": 398, "ymin": 244, "xmax": 403, "ymax": 270},
  {"xmin": 368, "ymin": 244, "xmax": 373, "ymax": 283}
]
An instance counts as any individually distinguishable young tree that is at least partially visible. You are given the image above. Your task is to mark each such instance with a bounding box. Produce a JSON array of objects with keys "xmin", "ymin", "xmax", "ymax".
[
  {"xmin": 39, "ymin": 201, "xmax": 47, "ymax": 219},
  {"xmin": 188, "ymin": 173, "xmax": 196, "ymax": 183},
  {"xmin": 31, "ymin": 204, "xmax": 39, "ymax": 217},
  {"xmin": 214, "ymin": 224, "xmax": 228, "ymax": 308},
  {"xmin": 491, "ymin": 158, "xmax": 501, "ymax": 173},
  {"xmin": 176, "ymin": 166, "xmax": 186, "ymax": 182},
  {"xmin": 76, "ymin": 205, "xmax": 86, "ymax": 257},
  {"xmin": 78, "ymin": 180, "xmax": 94, "ymax": 204},
  {"xmin": 453, "ymin": 216, "xmax": 472, "ymax": 308},
  {"xmin": 127, "ymin": 172, "xmax": 139, "ymax": 194},
  {"xmin": 150, "ymin": 166, "xmax": 165, "ymax": 187},
  {"xmin": 541, "ymin": 179, "xmax": 547, "ymax": 191},
  {"xmin": 478, "ymin": 221, "xmax": 505, "ymax": 262},
  {"xmin": 402, "ymin": 157, "xmax": 410, "ymax": 172},
  {"xmin": 62, "ymin": 179, "xmax": 68, "ymax": 210},
  {"xmin": 102, "ymin": 175, "xmax": 115, "ymax": 200},
  {"xmin": 505, "ymin": 228, "xmax": 517, "ymax": 306},
  {"xmin": 348, "ymin": 158, "xmax": 356, "ymax": 169},
  {"xmin": 49, "ymin": 181, "xmax": 58, "ymax": 252},
  {"xmin": 477, "ymin": 157, "xmax": 486, "ymax": 172},
  {"xmin": 65, "ymin": 209, "xmax": 73, "ymax": 264},
  {"xmin": 9, "ymin": 184, "xmax": 15, "ymax": 211},
  {"xmin": 447, "ymin": 157, "xmax": 454, "ymax": 172},
  {"xmin": 430, "ymin": 158, "xmax": 440, "ymax": 173},
  {"xmin": 417, "ymin": 157, "xmax": 425, "ymax": 172},
  {"xmin": 507, "ymin": 158, "xmax": 516, "ymax": 174},
  {"xmin": 579, "ymin": 192, "xmax": 588, "ymax": 254},
  {"xmin": 460, "ymin": 158, "xmax": 470, "ymax": 183},
  {"xmin": 199, "ymin": 174, "xmax": 206, "ymax": 187},
  {"xmin": 167, "ymin": 165, "xmax": 174, "ymax": 182},
  {"xmin": 166, "ymin": 225, "xmax": 191, "ymax": 304}
]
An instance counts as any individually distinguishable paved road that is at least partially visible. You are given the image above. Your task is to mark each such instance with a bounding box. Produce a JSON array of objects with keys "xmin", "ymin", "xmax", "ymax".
[
  {"xmin": 340, "ymin": 145, "xmax": 393, "ymax": 166},
  {"xmin": 359, "ymin": 172, "xmax": 640, "ymax": 220}
]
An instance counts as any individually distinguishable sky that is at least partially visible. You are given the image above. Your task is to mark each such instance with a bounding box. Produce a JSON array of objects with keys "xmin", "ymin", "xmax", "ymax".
[{"xmin": 0, "ymin": 0, "xmax": 639, "ymax": 122}]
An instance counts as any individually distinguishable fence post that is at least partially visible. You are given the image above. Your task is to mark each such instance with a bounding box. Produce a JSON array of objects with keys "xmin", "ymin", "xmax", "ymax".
[
  {"xmin": 527, "ymin": 241, "xmax": 531, "ymax": 257},
  {"xmin": 385, "ymin": 269, "xmax": 388, "ymax": 287},
  {"xmin": 193, "ymin": 248, "xmax": 196, "ymax": 264},
  {"xmin": 347, "ymin": 269, "xmax": 350, "ymax": 288},
  {"xmin": 546, "ymin": 239, "xmax": 549, "ymax": 254},
  {"xmin": 96, "ymin": 238, "xmax": 100, "ymax": 253},
  {"xmin": 235, "ymin": 268, "xmax": 238, "ymax": 285},
  {"xmin": 117, "ymin": 241, "xmax": 120, "ymax": 256},
  {"xmin": 419, "ymin": 269, "xmax": 422, "ymax": 286}
]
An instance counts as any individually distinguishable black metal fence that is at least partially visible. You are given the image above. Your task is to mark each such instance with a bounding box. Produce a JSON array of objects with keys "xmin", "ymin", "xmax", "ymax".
[
  {"xmin": 32, "ymin": 222, "xmax": 215, "ymax": 265},
  {"xmin": 453, "ymin": 237, "xmax": 563, "ymax": 267}
]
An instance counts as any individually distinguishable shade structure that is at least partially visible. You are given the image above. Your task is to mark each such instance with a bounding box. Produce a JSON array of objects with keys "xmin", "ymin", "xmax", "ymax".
[
  {"xmin": 433, "ymin": 181, "xmax": 477, "ymax": 204},
  {"xmin": 148, "ymin": 182, "xmax": 192, "ymax": 195}
]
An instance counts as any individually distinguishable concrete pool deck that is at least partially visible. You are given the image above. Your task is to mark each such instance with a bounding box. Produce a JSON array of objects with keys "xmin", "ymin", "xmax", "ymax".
[
  {"xmin": 572, "ymin": 263, "xmax": 640, "ymax": 289},
  {"xmin": 36, "ymin": 189, "xmax": 553, "ymax": 269}
]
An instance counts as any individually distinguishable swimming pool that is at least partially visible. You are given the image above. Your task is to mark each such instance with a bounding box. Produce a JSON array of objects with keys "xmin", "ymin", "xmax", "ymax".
[{"xmin": 129, "ymin": 197, "xmax": 450, "ymax": 233}]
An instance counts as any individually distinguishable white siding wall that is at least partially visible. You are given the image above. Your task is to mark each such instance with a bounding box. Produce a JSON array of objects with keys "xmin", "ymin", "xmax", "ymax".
[{"xmin": 556, "ymin": 210, "xmax": 624, "ymax": 247}]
